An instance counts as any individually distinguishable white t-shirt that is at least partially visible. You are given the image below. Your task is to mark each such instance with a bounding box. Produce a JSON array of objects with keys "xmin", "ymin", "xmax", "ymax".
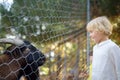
[{"xmin": 92, "ymin": 39, "xmax": 120, "ymax": 80}]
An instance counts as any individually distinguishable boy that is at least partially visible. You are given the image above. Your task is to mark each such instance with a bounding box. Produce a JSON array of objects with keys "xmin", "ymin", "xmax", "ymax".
[{"xmin": 86, "ymin": 16, "xmax": 120, "ymax": 80}]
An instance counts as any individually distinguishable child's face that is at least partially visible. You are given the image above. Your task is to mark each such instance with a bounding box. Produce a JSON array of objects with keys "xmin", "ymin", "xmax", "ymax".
[{"xmin": 89, "ymin": 29, "xmax": 107, "ymax": 44}]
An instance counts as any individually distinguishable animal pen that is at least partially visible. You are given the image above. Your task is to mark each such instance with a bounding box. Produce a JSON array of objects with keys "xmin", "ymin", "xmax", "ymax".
[{"xmin": 0, "ymin": 0, "xmax": 91, "ymax": 80}]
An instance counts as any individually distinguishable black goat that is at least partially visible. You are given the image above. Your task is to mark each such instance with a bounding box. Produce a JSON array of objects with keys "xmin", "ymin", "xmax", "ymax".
[{"xmin": 0, "ymin": 38, "xmax": 46, "ymax": 80}]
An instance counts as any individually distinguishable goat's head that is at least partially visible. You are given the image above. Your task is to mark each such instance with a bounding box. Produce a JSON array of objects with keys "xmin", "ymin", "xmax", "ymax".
[
  {"xmin": 0, "ymin": 38, "xmax": 46, "ymax": 80},
  {"xmin": 0, "ymin": 38, "xmax": 46, "ymax": 66}
]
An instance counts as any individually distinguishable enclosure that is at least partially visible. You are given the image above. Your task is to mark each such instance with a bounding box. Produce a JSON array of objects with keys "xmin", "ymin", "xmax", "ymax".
[{"xmin": 0, "ymin": 0, "xmax": 91, "ymax": 80}]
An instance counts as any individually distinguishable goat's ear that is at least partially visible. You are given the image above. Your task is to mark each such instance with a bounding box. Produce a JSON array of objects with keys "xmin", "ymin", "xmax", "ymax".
[
  {"xmin": 3, "ymin": 45, "xmax": 16, "ymax": 54},
  {"xmin": 4, "ymin": 50, "xmax": 11, "ymax": 55}
]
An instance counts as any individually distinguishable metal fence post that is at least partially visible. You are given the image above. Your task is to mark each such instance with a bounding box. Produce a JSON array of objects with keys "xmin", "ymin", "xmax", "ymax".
[{"xmin": 86, "ymin": 0, "xmax": 91, "ymax": 72}]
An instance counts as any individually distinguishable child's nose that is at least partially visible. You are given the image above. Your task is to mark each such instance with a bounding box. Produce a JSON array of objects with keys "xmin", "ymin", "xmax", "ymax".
[{"xmin": 89, "ymin": 33, "xmax": 92, "ymax": 38}]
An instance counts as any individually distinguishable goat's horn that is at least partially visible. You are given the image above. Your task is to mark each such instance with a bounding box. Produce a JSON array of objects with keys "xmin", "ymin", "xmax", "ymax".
[{"xmin": 0, "ymin": 38, "xmax": 24, "ymax": 46}]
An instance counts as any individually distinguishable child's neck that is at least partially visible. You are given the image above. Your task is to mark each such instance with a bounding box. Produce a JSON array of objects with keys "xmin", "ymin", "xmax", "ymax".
[{"xmin": 98, "ymin": 37, "xmax": 109, "ymax": 44}]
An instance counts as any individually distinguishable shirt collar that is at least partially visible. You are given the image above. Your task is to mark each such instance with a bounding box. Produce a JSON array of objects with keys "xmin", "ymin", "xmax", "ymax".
[{"xmin": 96, "ymin": 39, "xmax": 111, "ymax": 47}]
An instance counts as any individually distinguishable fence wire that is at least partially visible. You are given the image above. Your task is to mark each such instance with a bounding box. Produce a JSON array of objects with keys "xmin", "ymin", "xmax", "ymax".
[{"xmin": 0, "ymin": 0, "xmax": 89, "ymax": 80}]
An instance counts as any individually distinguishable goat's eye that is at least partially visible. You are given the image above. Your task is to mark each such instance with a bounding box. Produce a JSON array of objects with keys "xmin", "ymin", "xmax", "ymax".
[{"xmin": 23, "ymin": 48, "xmax": 30, "ymax": 54}]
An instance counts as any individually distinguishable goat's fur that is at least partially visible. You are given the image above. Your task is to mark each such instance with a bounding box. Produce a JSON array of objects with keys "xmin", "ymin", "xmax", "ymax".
[{"xmin": 0, "ymin": 40, "xmax": 46, "ymax": 80}]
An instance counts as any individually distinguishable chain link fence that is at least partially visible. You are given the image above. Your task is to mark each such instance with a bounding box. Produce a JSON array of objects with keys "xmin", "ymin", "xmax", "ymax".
[{"xmin": 0, "ymin": 0, "xmax": 90, "ymax": 80}]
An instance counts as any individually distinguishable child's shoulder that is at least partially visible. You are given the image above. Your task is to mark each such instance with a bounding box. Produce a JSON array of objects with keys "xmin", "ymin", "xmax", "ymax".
[
  {"xmin": 108, "ymin": 40, "xmax": 120, "ymax": 50},
  {"xmin": 94, "ymin": 39, "xmax": 119, "ymax": 49}
]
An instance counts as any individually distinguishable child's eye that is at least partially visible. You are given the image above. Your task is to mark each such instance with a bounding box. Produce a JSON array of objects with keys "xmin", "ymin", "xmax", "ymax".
[{"xmin": 89, "ymin": 31, "xmax": 93, "ymax": 33}]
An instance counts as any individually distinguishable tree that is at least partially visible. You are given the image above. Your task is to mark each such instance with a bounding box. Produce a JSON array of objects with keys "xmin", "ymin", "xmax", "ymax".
[{"xmin": 90, "ymin": 0, "xmax": 120, "ymax": 17}]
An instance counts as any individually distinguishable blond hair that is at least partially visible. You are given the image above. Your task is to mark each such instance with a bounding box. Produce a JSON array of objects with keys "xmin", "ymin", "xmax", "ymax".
[{"xmin": 86, "ymin": 16, "xmax": 113, "ymax": 36}]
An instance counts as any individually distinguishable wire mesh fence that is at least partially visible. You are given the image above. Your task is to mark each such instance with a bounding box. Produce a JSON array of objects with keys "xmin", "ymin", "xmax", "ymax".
[{"xmin": 0, "ymin": 0, "xmax": 89, "ymax": 80}]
